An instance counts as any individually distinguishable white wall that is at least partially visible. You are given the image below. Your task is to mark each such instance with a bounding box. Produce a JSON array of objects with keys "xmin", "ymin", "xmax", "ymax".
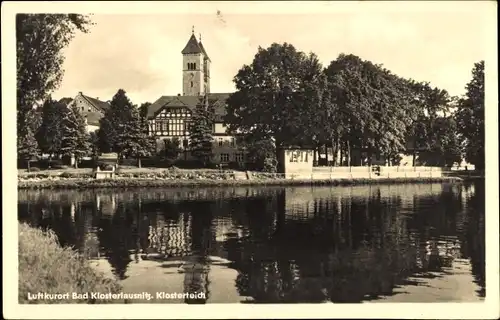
[{"xmin": 87, "ymin": 125, "xmax": 99, "ymax": 133}]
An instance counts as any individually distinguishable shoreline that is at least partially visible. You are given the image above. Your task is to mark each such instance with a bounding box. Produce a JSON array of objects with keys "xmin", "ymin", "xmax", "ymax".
[
  {"xmin": 18, "ymin": 222, "xmax": 121, "ymax": 304},
  {"xmin": 17, "ymin": 176, "xmax": 469, "ymax": 190}
]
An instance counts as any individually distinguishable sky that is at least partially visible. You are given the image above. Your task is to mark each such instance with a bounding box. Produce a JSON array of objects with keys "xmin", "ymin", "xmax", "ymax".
[{"xmin": 49, "ymin": 1, "xmax": 494, "ymax": 104}]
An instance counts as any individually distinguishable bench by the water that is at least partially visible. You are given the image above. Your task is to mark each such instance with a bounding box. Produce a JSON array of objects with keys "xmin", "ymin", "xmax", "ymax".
[
  {"xmin": 94, "ymin": 152, "xmax": 118, "ymax": 179},
  {"xmin": 94, "ymin": 166, "xmax": 116, "ymax": 179}
]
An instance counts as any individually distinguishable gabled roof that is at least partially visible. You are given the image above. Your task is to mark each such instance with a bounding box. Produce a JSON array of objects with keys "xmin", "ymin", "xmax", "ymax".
[
  {"xmin": 181, "ymin": 33, "xmax": 203, "ymax": 55},
  {"xmin": 198, "ymin": 41, "xmax": 210, "ymax": 61},
  {"xmin": 147, "ymin": 93, "xmax": 231, "ymax": 122},
  {"xmin": 81, "ymin": 94, "xmax": 110, "ymax": 113}
]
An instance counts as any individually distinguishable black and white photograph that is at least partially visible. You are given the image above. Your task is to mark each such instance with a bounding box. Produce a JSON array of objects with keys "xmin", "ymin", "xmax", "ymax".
[{"xmin": 2, "ymin": 1, "xmax": 498, "ymax": 319}]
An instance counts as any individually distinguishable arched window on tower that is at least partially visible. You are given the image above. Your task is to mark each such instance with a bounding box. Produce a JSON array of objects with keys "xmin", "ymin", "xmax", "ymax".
[{"xmin": 191, "ymin": 81, "xmax": 193, "ymax": 88}]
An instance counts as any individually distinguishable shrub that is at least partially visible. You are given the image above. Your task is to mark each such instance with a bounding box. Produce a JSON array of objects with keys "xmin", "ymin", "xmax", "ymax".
[
  {"xmin": 174, "ymin": 159, "xmax": 206, "ymax": 169},
  {"xmin": 163, "ymin": 138, "xmax": 182, "ymax": 160},
  {"xmin": 119, "ymin": 158, "xmax": 138, "ymax": 167},
  {"xmin": 18, "ymin": 223, "xmax": 121, "ymax": 304},
  {"xmin": 102, "ymin": 164, "xmax": 115, "ymax": 171},
  {"xmin": 227, "ymin": 161, "xmax": 245, "ymax": 170},
  {"xmin": 59, "ymin": 172, "xmax": 74, "ymax": 178},
  {"xmin": 79, "ymin": 159, "xmax": 96, "ymax": 169},
  {"xmin": 263, "ymin": 156, "xmax": 278, "ymax": 173},
  {"xmin": 36, "ymin": 159, "xmax": 65, "ymax": 170},
  {"xmin": 52, "ymin": 164, "xmax": 70, "ymax": 170}
]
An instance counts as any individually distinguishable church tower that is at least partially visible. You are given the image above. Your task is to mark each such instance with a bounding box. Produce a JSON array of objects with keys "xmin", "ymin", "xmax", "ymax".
[{"xmin": 181, "ymin": 27, "xmax": 211, "ymax": 96}]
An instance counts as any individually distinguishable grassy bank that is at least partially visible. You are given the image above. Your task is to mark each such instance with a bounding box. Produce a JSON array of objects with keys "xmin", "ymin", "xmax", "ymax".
[
  {"xmin": 17, "ymin": 176, "xmax": 463, "ymax": 190},
  {"xmin": 18, "ymin": 222, "xmax": 121, "ymax": 304}
]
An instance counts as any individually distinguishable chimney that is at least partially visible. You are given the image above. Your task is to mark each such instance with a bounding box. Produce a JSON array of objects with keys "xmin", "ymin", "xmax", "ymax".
[{"xmin": 79, "ymin": 91, "xmax": 82, "ymax": 95}]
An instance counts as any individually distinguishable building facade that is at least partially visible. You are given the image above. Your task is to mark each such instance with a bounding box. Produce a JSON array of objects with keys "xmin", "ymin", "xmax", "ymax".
[
  {"xmin": 66, "ymin": 92, "xmax": 111, "ymax": 133},
  {"xmin": 147, "ymin": 31, "xmax": 244, "ymax": 165}
]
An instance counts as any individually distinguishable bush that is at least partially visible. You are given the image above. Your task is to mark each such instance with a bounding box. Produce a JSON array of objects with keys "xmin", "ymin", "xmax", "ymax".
[
  {"xmin": 52, "ymin": 164, "xmax": 70, "ymax": 170},
  {"xmin": 174, "ymin": 159, "xmax": 206, "ymax": 169},
  {"xmin": 263, "ymin": 156, "xmax": 278, "ymax": 173},
  {"xmin": 227, "ymin": 161, "xmax": 245, "ymax": 170},
  {"xmin": 18, "ymin": 223, "xmax": 121, "ymax": 304},
  {"xmin": 59, "ymin": 172, "xmax": 74, "ymax": 178},
  {"xmin": 102, "ymin": 164, "xmax": 115, "ymax": 171},
  {"xmin": 35, "ymin": 159, "xmax": 65, "ymax": 170},
  {"xmin": 119, "ymin": 158, "xmax": 138, "ymax": 167},
  {"xmin": 79, "ymin": 159, "xmax": 96, "ymax": 169},
  {"xmin": 97, "ymin": 161, "xmax": 117, "ymax": 170},
  {"xmin": 163, "ymin": 138, "xmax": 182, "ymax": 160}
]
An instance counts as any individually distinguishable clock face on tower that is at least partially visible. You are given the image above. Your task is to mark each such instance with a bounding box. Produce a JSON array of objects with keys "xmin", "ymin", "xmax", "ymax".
[{"xmin": 189, "ymin": 72, "xmax": 194, "ymax": 79}]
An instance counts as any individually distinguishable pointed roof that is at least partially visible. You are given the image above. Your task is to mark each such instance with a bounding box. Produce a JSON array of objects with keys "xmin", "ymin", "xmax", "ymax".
[
  {"xmin": 198, "ymin": 40, "xmax": 211, "ymax": 61},
  {"xmin": 181, "ymin": 33, "xmax": 203, "ymax": 55}
]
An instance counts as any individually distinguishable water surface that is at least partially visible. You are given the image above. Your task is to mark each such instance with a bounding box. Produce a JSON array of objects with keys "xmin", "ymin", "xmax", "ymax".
[{"xmin": 18, "ymin": 181, "xmax": 485, "ymax": 303}]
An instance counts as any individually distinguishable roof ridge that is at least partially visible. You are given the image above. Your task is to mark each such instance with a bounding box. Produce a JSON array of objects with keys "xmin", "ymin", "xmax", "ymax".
[
  {"xmin": 181, "ymin": 33, "xmax": 203, "ymax": 55},
  {"xmin": 80, "ymin": 94, "xmax": 110, "ymax": 112}
]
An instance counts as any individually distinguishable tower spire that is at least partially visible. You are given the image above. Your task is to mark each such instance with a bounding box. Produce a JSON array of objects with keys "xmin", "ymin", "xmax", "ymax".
[
  {"xmin": 199, "ymin": 33, "xmax": 202, "ymax": 42},
  {"xmin": 192, "ymin": 25, "xmax": 195, "ymax": 34}
]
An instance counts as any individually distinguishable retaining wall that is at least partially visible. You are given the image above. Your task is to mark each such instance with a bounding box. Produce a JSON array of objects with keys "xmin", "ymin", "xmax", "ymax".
[{"xmin": 285, "ymin": 166, "xmax": 445, "ymax": 180}]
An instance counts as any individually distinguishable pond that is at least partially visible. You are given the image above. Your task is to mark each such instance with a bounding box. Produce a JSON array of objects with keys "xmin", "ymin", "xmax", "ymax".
[{"xmin": 18, "ymin": 181, "xmax": 485, "ymax": 303}]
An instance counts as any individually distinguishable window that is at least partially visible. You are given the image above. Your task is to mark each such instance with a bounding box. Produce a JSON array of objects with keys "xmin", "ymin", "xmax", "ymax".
[
  {"xmin": 218, "ymin": 138, "xmax": 223, "ymax": 147},
  {"xmin": 187, "ymin": 63, "xmax": 197, "ymax": 70},
  {"xmin": 191, "ymin": 81, "xmax": 193, "ymax": 88},
  {"xmin": 235, "ymin": 153, "xmax": 244, "ymax": 163},
  {"xmin": 220, "ymin": 153, "xmax": 229, "ymax": 163},
  {"xmin": 230, "ymin": 138, "xmax": 235, "ymax": 147},
  {"xmin": 155, "ymin": 108, "xmax": 192, "ymax": 136}
]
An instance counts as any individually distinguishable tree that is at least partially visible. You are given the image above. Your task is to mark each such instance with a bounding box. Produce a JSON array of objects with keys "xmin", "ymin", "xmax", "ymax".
[
  {"xmin": 16, "ymin": 14, "xmax": 92, "ymax": 115},
  {"xmin": 225, "ymin": 43, "xmax": 325, "ymax": 171},
  {"xmin": 139, "ymin": 102, "xmax": 151, "ymax": 120},
  {"xmin": 88, "ymin": 130, "xmax": 100, "ymax": 158},
  {"xmin": 139, "ymin": 102, "xmax": 151, "ymax": 133},
  {"xmin": 405, "ymin": 81, "xmax": 454, "ymax": 165},
  {"xmin": 16, "ymin": 14, "xmax": 92, "ymax": 159},
  {"xmin": 323, "ymin": 54, "xmax": 417, "ymax": 166},
  {"xmin": 163, "ymin": 138, "xmax": 182, "ymax": 160},
  {"xmin": 236, "ymin": 136, "xmax": 276, "ymax": 171},
  {"xmin": 60, "ymin": 105, "xmax": 90, "ymax": 168},
  {"xmin": 98, "ymin": 89, "xmax": 153, "ymax": 168},
  {"xmin": 418, "ymin": 116, "xmax": 462, "ymax": 167},
  {"xmin": 17, "ymin": 119, "xmax": 39, "ymax": 171},
  {"xmin": 17, "ymin": 14, "xmax": 92, "ymax": 170},
  {"xmin": 36, "ymin": 96, "xmax": 67, "ymax": 159},
  {"xmin": 189, "ymin": 95, "xmax": 214, "ymax": 166},
  {"xmin": 455, "ymin": 61, "xmax": 485, "ymax": 170}
]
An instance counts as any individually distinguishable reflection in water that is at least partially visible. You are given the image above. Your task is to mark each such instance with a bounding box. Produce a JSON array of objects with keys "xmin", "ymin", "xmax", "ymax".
[{"xmin": 18, "ymin": 181, "xmax": 485, "ymax": 303}]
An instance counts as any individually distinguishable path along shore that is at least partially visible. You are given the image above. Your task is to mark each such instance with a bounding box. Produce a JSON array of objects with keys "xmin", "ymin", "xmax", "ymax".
[{"xmin": 16, "ymin": 167, "xmax": 472, "ymax": 190}]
